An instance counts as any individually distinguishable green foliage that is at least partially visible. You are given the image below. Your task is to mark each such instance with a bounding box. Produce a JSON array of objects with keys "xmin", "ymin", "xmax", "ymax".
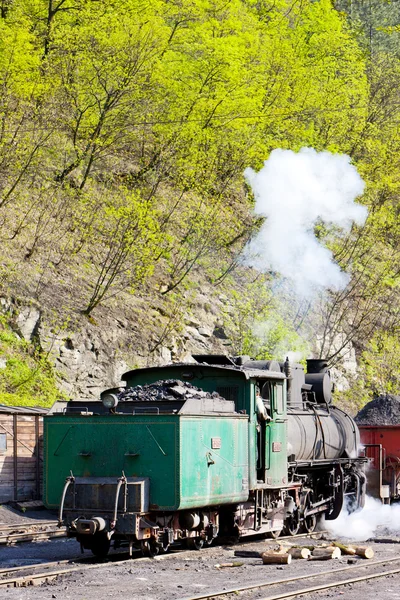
[
  {"xmin": 221, "ymin": 276, "xmax": 309, "ymax": 360},
  {"xmin": 0, "ymin": 0, "xmax": 370, "ymax": 309},
  {"xmin": 312, "ymin": 7, "xmax": 400, "ymax": 372},
  {"xmin": 340, "ymin": 331, "xmax": 400, "ymax": 410},
  {"xmin": 0, "ymin": 318, "xmax": 62, "ymax": 407},
  {"xmin": 361, "ymin": 331, "xmax": 400, "ymax": 395},
  {"xmin": 82, "ymin": 187, "xmax": 163, "ymax": 315}
]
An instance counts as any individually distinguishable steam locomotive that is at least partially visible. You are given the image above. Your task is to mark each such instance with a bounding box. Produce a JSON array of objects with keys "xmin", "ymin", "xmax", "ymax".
[{"xmin": 44, "ymin": 355, "xmax": 366, "ymax": 557}]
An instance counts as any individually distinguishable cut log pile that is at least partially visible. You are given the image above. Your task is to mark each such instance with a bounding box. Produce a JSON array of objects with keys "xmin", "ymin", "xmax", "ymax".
[{"xmin": 234, "ymin": 542, "xmax": 374, "ymax": 566}]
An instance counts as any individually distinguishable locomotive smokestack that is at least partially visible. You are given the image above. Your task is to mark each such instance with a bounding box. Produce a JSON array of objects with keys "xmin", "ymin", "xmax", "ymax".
[
  {"xmin": 306, "ymin": 359, "xmax": 329, "ymax": 374},
  {"xmin": 305, "ymin": 358, "xmax": 332, "ymax": 404},
  {"xmin": 284, "ymin": 357, "xmax": 292, "ymax": 404}
]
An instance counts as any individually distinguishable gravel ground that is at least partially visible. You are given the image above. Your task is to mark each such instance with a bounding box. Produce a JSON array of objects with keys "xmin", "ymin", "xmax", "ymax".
[
  {"xmin": 0, "ymin": 506, "xmax": 58, "ymax": 527},
  {"xmin": 305, "ymin": 574, "xmax": 400, "ymax": 600},
  {"xmin": 1, "ymin": 534, "xmax": 400, "ymax": 600}
]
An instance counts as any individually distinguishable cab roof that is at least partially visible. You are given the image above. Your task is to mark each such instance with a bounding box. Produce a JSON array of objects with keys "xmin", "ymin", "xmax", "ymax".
[{"xmin": 122, "ymin": 361, "xmax": 286, "ymax": 382}]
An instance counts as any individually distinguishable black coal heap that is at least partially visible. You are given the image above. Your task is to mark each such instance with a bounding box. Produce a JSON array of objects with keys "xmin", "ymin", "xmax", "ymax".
[
  {"xmin": 355, "ymin": 394, "xmax": 400, "ymax": 425},
  {"xmin": 118, "ymin": 380, "xmax": 222, "ymax": 402}
]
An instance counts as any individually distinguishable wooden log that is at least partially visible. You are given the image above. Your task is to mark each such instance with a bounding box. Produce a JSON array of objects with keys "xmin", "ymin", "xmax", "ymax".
[
  {"xmin": 288, "ymin": 547, "xmax": 311, "ymax": 559},
  {"xmin": 234, "ymin": 550, "xmax": 261, "ymax": 558},
  {"xmin": 319, "ymin": 546, "xmax": 341, "ymax": 556},
  {"xmin": 215, "ymin": 562, "xmax": 244, "ymax": 568},
  {"xmin": 353, "ymin": 546, "xmax": 374, "ymax": 559},
  {"xmin": 273, "ymin": 544, "xmax": 292, "ymax": 553},
  {"xmin": 332, "ymin": 542, "xmax": 356, "ymax": 555},
  {"xmin": 308, "ymin": 554, "xmax": 337, "ymax": 561},
  {"xmin": 262, "ymin": 552, "xmax": 292, "ymax": 565},
  {"xmin": 261, "ymin": 545, "xmax": 287, "ymax": 555},
  {"xmin": 287, "ymin": 543, "xmax": 328, "ymax": 551},
  {"xmin": 312, "ymin": 546, "xmax": 342, "ymax": 558}
]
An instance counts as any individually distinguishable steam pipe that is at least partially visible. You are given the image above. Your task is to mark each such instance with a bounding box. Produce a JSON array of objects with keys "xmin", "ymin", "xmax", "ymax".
[
  {"xmin": 112, "ymin": 473, "xmax": 127, "ymax": 528},
  {"xmin": 59, "ymin": 473, "xmax": 75, "ymax": 526},
  {"xmin": 284, "ymin": 357, "xmax": 292, "ymax": 404}
]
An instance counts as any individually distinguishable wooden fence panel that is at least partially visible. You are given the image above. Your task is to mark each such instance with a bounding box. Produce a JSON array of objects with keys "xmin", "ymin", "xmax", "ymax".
[{"xmin": 0, "ymin": 413, "xmax": 44, "ymax": 503}]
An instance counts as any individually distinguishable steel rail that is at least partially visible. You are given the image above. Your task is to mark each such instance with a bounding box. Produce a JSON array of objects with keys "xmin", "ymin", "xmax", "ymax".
[
  {"xmin": 0, "ymin": 564, "xmax": 103, "ymax": 588},
  {"xmin": 0, "ymin": 557, "xmax": 88, "ymax": 577},
  {"xmin": 275, "ymin": 530, "xmax": 326, "ymax": 541},
  {"xmin": 0, "ymin": 534, "xmax": 322, "ymax": 581},
  {"xmin": 0, "ymin": 538, "xmax": 286, "ymax": 580},
  {"xmin": 0, "ymin": 529, "xmax": 66, "ymax": 545},
  {"xmin": 181, "ymin": 555, "xmax": 400, "ymax": 600},
  {"xmin": 0, "ymin": 551, "xmax": 147, "ymax": 582},
  {"xmin": 0, "ymin": 558, "xmax": 138, "ymax": 588},
  {"xmin": 0, "ymin": 544, "xmax": 205, "ymax": 587},
  {"xmin": 0, "ymin": 546, "xmax": 149, "ymax": 578},
  {"xmin": 0, "ymin": 529, "xmax": 359, "ymax": 590},
  {"xmin": 259, "ymin": 567, "xmax": 400, "ymax": 600},
  {"xmin": 0, "ymin": 520, "xmax": 58, "ymax": 531},
  {"xmin": 3, "ymin": 553, "xmax": 400, "ymax": 592}
]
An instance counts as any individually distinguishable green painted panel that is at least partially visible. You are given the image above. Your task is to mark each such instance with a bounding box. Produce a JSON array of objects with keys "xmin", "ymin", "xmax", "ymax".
[
  {"xmin": 179, "ymin": 416, "xmax": 249, "ymax": 509},
  {"xmin": 265, "ymin": 421, "xmax": 287, "ymax": 486},
  {"xmin": 265, "ymin": 382, "xmax": 288, "ymax": 486},
  {"xmin": 44, "ymin": 415, "xmax": 179, "ymax": 510}
]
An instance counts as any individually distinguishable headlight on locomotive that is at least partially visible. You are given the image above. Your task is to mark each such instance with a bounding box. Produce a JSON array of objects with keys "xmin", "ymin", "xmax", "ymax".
[{"xmin": 102, "ymin": 393, "xmax": 119, "ymax": 409}]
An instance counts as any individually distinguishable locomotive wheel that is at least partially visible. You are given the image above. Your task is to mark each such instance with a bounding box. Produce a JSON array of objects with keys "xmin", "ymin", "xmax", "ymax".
[
  {"xmin": 186, "ymin": 537, "xmax": 204, "ymax": 550},
  {"xmin": 283, "ymin": 510, "xmax": 300, "ymax": 536},
  {"xmin": 267, "ymin": 529, "xmax": 282, "ymax": 539},
  {"xmin": 302, "ymin": 513, "xmax": 317, "ymax": 534},
  {"xmin": 301, "ymin": 491, "xmax": 317, "ymax": 534},
  {"xmin": 158, "ymin": 542, "xmax": 170, "ymax": 554},
  {"xmin": 90, "ymin": 533, "xmax": 110, "ymax": 558},
  {"xmin": 141, "ymin": 540, "xmax": 160, "ymax": 557}
]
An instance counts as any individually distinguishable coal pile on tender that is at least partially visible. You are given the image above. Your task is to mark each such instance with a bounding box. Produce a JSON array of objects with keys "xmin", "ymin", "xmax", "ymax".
[
  {"xmin": 118, "ymin": 380, "xmax": 222, "ymax": 403},
  {"xmin": 355, "ymin": 394, "xmax": 400, "ymax": 426}
]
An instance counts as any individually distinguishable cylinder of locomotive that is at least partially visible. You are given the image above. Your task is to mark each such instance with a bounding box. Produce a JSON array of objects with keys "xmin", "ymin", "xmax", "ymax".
[{"xmin": 286, "ymin": 405, "xmax": 360, "ymax": 461}]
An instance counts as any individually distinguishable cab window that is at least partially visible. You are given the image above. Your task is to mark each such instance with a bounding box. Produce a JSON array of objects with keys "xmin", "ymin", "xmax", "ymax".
[{"xmin": 274, "ymin": 384, "xmax": 285, "ymax": 415}]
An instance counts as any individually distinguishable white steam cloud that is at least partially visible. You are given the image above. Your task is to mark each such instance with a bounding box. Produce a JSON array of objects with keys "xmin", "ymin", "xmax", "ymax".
[
  {"xmin": 324, "ymin": 496, "xmax": 400, "ymax": 541},
  {"xmin": 244, "ymin": 148, "xmax": 367, "ymax": 295}
]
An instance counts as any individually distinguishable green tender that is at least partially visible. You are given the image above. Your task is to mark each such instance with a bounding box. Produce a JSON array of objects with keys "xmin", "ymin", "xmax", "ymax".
[{"xmin": 44, "ymin": 412, "xmax": 249, "ymax": 510}]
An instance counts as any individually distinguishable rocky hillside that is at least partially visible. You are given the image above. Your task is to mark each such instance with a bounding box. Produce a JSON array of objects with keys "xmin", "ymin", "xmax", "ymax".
[{"xmin": 0, "ymin": 282, "xmax": 238, "ymax": 402}]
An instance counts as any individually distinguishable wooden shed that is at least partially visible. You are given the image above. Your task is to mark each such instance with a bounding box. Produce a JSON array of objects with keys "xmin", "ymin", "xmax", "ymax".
[{"xmin": 0, "ymin": 405, "xmax": 48, "ymax": 504}]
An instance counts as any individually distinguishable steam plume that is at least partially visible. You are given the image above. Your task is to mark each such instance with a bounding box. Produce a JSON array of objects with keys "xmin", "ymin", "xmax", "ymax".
[
  {"xmin": 244, "ymin": 148, "xmax": 367, "ymax": 295},
  {"xmin": 324, "ymin": 496, "xmax": 400, "ymax": 541}
]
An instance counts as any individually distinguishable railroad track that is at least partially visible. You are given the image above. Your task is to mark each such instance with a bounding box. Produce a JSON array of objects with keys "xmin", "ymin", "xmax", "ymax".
[
  {"xmin": 182, "ymin": 556, "xmax": 400, "ymax": 600},
  {"xmin": 0, "ymin": 521, "xmax": 66, "ymax": 545},
  {"xmin": 0, "ymin": 546, "xmax": 176, "ymax": 588},
  {"xmin": 0, "ymin": 530, "xmax": 327, "ymax": 588},
  {"xmin": 0, "ymin": 519, "xmax": 58, "ymax": 530},
  {"xmin": 273, "ymin": 530, "xmax": 325, "ymax": 542},
  {"xmin": 2, "ymin": 549, "xmax": 400, "ymax": 595},
  {"xmin": 0, "ymin": 528, "xmax": 371, "ymax": 594}
]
